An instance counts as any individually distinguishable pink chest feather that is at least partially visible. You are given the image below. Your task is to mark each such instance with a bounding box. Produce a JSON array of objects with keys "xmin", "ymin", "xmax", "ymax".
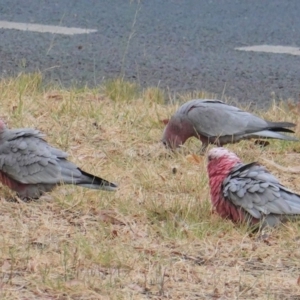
[
  {"xmin": 207, "ymin": 157, "xmax": 246, "ymax": 223},
  {"xmin": 0, "ymin": 171, "xmax": 26, "ymax": 193}
]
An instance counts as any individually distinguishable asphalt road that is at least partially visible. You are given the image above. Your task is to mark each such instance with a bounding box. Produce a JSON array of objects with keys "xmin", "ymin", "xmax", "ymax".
[{"xmin": 0, "ymin": 0, "xmax": 299, "ymax": 107}]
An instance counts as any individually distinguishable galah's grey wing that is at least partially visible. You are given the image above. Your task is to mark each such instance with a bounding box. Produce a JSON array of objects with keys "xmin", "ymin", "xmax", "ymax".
[
  {"xmin": 222, "ymin": 162, "xmax": 300, "ymax": 219},
  {"xmin": 0, "ymin": 130, "xmax": 72, "ymax": 185},
  {"xmin": 184, "ymin": 100, "xmax": 268, "ymax": 138}
]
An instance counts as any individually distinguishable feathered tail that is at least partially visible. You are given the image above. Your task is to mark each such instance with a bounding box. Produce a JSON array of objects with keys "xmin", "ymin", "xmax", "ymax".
[
  {"xmin": 248, "ymin": 121, "xmax": 299, "ymax": 141},
  {"xmin": 77, "ymin": 169, "xmax": 118, "ymax": 191},
  {"xmin": 247, "ymin": 130, "xmax": 299, "ymax": 141},
  {"xmin": 267, "ymin": 121, "xmax": 296, "ymax": 130}
]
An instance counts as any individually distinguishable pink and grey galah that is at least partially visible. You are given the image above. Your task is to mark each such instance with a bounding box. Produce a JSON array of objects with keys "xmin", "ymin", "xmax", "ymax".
[
  {"xmin": 207, "ymin": 147, "xmax": 300, "ymax": 227},
  {"xmin": 0, "ymin": 120, "xmax": 117, "ymax": 200},
  {"xmin": 162, "ymin": 99, "xmax": 298, "ymax": 151}
]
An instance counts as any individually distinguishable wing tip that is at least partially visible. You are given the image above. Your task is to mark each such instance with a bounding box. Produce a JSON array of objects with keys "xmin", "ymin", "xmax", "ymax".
[{"xmin": 102, "ymin": 182, "xmax": 118, "ymax": 191}]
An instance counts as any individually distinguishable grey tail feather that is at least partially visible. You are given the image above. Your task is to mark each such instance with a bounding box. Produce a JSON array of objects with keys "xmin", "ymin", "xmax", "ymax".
[
  {"xmin": 249, "ymin": 130, "xmax": 299, "ymax": 141},
  {"xmin": 267, "ymin": 121, "xmax": 296, "ymax": 129},
  {"xmin": 77, "ymin": 169, "xmax": 117, "ymax": 191},
  {"xmin": 269, "ymin": 127, "xmax": 295, "ymax": 133}
]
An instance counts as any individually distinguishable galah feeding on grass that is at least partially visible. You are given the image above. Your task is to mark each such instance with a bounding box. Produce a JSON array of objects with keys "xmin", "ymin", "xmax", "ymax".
[
  {"xmin": 162, "ymin": 99, "xmax": 298, "ymax": 151},
  {"xmin": 207, "ymin": 147, "xmax": 300, "ymax": 227},
  {"xmin": 0, "ymin": 120, "xmax": 117, "ymax": 200}
]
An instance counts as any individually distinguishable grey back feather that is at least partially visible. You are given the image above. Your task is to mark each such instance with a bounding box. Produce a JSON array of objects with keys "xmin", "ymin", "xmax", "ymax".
[
  {"xmin": 176, "ymin": 99, "xmax": 272, "ymax": 138},
  {"xmin": 0, "ymin": 128, "xmax": 83, "ymax": 185},
  {"xmin": 223, "ymin": 162, "xmax": 300, "ymax": 219}
]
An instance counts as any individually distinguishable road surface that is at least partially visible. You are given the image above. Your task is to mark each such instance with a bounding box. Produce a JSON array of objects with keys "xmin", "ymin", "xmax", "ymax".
[{"xmin": 0, "ymin": 0, "xmax": 299, "ymax": 107}]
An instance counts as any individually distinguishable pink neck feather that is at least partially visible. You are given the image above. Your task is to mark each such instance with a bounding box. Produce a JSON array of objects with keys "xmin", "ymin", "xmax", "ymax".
[{"xmin": 207, "ymin": 155, "xmax": 246, "ymax": 222}]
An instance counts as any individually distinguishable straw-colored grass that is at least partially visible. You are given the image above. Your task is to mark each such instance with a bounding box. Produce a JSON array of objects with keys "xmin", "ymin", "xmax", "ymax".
[{"xmin": 0, "ymin": 73, "xmax": 300, "ymax": 299}]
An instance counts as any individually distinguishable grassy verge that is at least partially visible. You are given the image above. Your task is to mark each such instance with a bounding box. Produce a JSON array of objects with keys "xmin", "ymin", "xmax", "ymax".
[{"xmin": 0, "ymin": 73, "xmax": 300, "ymax": 299}]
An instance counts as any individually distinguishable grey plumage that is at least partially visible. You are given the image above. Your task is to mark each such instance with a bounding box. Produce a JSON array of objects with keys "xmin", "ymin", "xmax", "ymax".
[
  {"xmin": 162, "ymin": 99, "xmax": 298, "ymax": 150},
  {"xmin": 223, "ymin": 162, "xmax": 300, "ymax": 227},
  {"xmin": 0, "ymin": 123, "xmax": 117, "ymax": 200}
]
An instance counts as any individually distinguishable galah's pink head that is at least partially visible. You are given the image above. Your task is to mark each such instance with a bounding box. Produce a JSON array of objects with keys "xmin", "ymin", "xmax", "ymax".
[
  {"xmin": 207, "ymin": 147, "xmax": 241, "ymax": 176},
  {"xmin": 161, "ymin": 114, "xmax": 195, "ymax": 149},
  {"xmin": 0, "ymin": 120, "xmax": 7, "ymax": 133},
  {"xmin": 207, "ymin": 147, "xmax": 240, "ymax": 163}
]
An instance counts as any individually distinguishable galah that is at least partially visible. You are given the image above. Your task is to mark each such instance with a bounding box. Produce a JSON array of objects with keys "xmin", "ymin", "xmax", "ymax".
[
  {"xmin": 0, "ymin": 120, "xmax": 117, "ymax": 200},
  {"xmin": 162, "ymin": 99, "xmax": 298, "ymax": 151},
  {"xmin": 207, "ymin": 147, "xmax": 300, "ymax": 227}
]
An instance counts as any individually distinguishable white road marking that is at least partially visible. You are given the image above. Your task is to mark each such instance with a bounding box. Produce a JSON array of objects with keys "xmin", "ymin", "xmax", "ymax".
[
  {"xmin": 235, "ymin": 45, "xmax": 300, "ymax": 56},
  {"xmin": 0, "ymin": 20, "xmax": 97, "ymax": 35}
]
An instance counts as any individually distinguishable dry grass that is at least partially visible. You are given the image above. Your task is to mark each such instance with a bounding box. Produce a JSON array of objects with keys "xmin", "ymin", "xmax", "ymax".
[{"xmin": 0, "ymin": 73, "xmax": 299, "ymax": 299}]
